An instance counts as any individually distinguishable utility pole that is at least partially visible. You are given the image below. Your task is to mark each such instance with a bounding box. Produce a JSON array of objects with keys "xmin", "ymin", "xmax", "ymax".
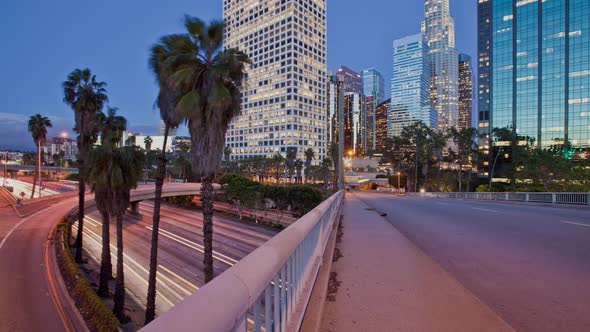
[{"xmin": 3, "ymin": 151, "xmax": 7, "ymax": 187}]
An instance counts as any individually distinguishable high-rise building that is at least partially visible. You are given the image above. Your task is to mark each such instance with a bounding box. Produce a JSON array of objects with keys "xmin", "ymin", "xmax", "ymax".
[
  {"xmin": 362, "ymin": 68, "xmax": 385, "ymax": 152},
  {"xmin": 336, "ymin": 66, "xmax": 362, "ymax": 94},
  {"xmin": 327, "ymin": 73, "xmax": 344, "ymax": 147},
  {"xmin": 222, "ymin": 0, "xmax": 328, "ymax": 163},
  {"xmin": 389, "ymin": 34, "xmax": 437, "ymax": 138},
  {"xmin": 343, "ymin": 92, "xmax": 363, "ymax": 156},
  {"xmin": 375, "ymin": 98, "xmax": 391, "ymax": 152},
  {"xmin": 477, "ymin": 0, "xmax": 492, "ymax": 176},
  {"xmin": 484, "ymin": 0, "xmax": 590, "ymax": 160},
  {"xmin": 422, "ymin": 0, "xmax": 459, "ymax": 133},
  {"xmin": 458, "ymin": 54, "xmax": 473, "ymax": 130}
]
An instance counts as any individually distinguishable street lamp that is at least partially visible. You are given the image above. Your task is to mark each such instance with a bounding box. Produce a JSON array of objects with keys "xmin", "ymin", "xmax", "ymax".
[
  {"xmin": 397, "ymin": 172, "xmax": 401, "ymax": 192},
  {"xmin": 489, "ymin": 147, "xmax": 506, "ymax": 192}
]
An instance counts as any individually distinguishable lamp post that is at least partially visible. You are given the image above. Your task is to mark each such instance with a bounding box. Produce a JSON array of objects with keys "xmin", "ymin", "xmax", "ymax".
[
  {"xmin": 397, "ymin": 172, "xmax": 401, "ymax": 192},
  {"xmin": 3, "ymin": 151, "xmax": 7, "ymax": 187},
  {"xmin": 489, "ymin": 147, "xmax": 505, "ymax": 193},
  {"xmin": 38, "ymin": 140, "xmax": 42, "ymax": 198}
]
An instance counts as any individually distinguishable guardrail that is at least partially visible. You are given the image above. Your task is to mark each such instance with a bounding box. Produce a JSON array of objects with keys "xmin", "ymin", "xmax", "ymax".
[
  {"xmin": 406, "ymin": 191, "xmax": 590, "ymax": 206},
  {"xmin": 142, "ymin": 190, "xmax": 344, "ymax": 332}
]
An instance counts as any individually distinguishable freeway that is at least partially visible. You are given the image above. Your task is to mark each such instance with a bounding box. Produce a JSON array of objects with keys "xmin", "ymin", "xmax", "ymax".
[
  {"xmin": 354, "ymin": 191, "xmax": 590, "ymax": 332},
  {"xmin": 0, "ymin": 177, "xmax": 60, "ymax": 199},
  {"xmin": 73, "ymin": 199, "xmax": 278, "ymax": 320}
]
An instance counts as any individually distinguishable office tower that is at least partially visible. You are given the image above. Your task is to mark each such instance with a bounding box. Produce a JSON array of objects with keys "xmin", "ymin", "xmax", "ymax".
[
  {"xmin": 486, "ymin": 0, "xmax": 590, "ymax": 156},
  {"xmin": 477, "ymin": 0, "xmax": 492, "ymax": 176},
  {"xmin": 362, "ymin": 68, "xmax": 385, "ymax": 152},
  {"xmin": 375, "ymin": 98, "xmax": 391, "ymax": 153},
  {"xmin": 458, "ymin": 54, "xmax": 473, "ymax": 130},
  {"xmin": 327, "ymin": 73, "xmax": 344, "ymax": 147},
  {"xmin": 336, "ymin": 66, "xmax": 362, "ymax": 94},
  {"xmin": 343, "ymin": 92, "xmax": 363, "ymax": 156},
  {"xmin": 222, "ymin": 0, "xmax": 328, "ymax": 163},
  {"xmin": 389, "ymin": 34, "xmax": 437, "ymax": 138},
  {"xmin": 422, "ymin": 0, "xmax": 459, "ymax": 133}
]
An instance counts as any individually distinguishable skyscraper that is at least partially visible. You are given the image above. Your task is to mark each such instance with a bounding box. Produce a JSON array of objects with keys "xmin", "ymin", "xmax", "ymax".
[
  {"xmin": 327, "ymin": 73, "xmax": 344, "ymax": 147},
  {"xmin": 344, "ymin": 92, "xmax": 363, "ymax": 156},
  {"xmin": 362, "ymin": 68, "xmax": 385, "ymax": 152},
  {"xmin": 389, "ymin": 34, "xmax": 437, "ymax": 138},
  {"xmin": 477, "ymin": 0, "xmax": 492, "ymax": 176},
  {"xmin": 458, "ymin": 54, "xmax": 473, "ymax": 130},
  {"xmin": 422, "ymin": 0, "xmax": 459, "ymax": 133},
  {"xmin": 222, "ymin": 0, "xmax": 328, "ymax": 163},
  {"xmin": 484, "ymin": 0, "xmax": 590, "ymax": 158},
  {"xmin": 375, "ymin": 98, "xmax": 391, "ymax": 153},
  {"xmin": 336, "ymin": 66, "xmax": 362, "ymax": 94}
]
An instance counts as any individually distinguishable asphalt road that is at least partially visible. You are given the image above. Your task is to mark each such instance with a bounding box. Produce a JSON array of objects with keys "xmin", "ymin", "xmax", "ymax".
[
  {"xmin": 353, "ymin": 192, "xmax": 590, "ymax": 332},
  {"xmin": 0, "ymin": 197, "xmax": 78, "ymax": 332},
  {"xmin": 73, "ymin": 200, "xmax": 278, "ymax": 319}
]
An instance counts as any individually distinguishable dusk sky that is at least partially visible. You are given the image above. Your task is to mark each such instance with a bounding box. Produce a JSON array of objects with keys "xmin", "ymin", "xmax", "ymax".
[{"xmin": 0, "ymin": 0, "xmax": 476, "ymax": 151}]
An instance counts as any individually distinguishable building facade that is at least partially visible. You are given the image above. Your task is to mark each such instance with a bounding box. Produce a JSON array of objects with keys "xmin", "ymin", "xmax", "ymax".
[
  {"xmin": 389, "ymin": 34, "xmax": 437, "ymax": 138},
  {"xmin": 484, "ymin": 0, "xmax": 590, "ymax": 156},
  {"xmin": 327, "ymin": 73, "xmax": 344, "ymax": 147},
  {"xmin": 41, "ymin": 136, "xmax": 78, "ymax": 162},
  {"xmin": 222, "ymin": 0, "xmax": 328, "ymax": 163},
  {"xmin": 336, "ymin": 66, "xmax": 362, "ymax": 94},
  {"xmin": 458, "ymin": 54, "xmax": 473, "ymax": 130},
  {"xmin": 344, "ymin": 92, "xmax": 364, "ymax": 156},
  {"xmin": 478, "ymin": 0, "xmax": 493, "ymax": 176},
  {"xmin": 375, "ymin": 98, "xmax": 391, "ymax": 152},
  {"xmin": 361, "ymin": 68, "xmax": 385, "ymax": 152},
  {"xmin": 422, "ymin": 0, "xmax": 459, "ymax": 133}
]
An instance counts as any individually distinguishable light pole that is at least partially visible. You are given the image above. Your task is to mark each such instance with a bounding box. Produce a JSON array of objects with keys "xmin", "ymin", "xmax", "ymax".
[
  {"xmin": 489, "ymin": 147, "xmax": 505, "ymax": 192},
  {"xmin": 3, "ymin": 151, "xmax": 7, "ymax": 187},
  {"xmin": 397, "ymin": 172, "xmax": 401, "ymax": 192},
  {"xmin": 38, "ymin": 140, "xmax": 42, "ymax": 198}
]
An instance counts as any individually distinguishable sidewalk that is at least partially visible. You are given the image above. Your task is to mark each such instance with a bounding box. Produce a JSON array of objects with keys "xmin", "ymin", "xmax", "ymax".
[{"xmin": 320, "ymin": 193, "xmax": 514, "ymax": 332}]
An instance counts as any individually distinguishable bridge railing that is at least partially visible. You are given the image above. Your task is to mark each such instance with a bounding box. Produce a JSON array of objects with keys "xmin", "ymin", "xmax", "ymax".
[
  {"xmin": 407, "ymin": 191, "xmax": 590, "ymax": 206},
  {"xmin": 142, "ymin": 190, "xmax": 344, "ymax": 332}
]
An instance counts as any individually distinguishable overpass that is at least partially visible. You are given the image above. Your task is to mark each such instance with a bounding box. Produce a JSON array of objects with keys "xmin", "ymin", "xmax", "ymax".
[{"xmin": 5, "ymin": 164, "xmax": 79, "ymax": 174}]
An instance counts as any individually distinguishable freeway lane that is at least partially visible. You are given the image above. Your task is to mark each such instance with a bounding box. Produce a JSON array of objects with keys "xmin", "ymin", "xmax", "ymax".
[
  {"xmin": 76, "ymin": 200, "xmax": 278, "ymax": 320},
  {"xmin": 354, "ymin": 192, "xmax": 590, "ymax": 332}
]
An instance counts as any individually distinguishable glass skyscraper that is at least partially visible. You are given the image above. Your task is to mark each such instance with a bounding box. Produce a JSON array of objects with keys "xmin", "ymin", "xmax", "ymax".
[
  {"xmin": 389, "ymin": 33, "xmax": 437, "ymax": 138},
  {"xmin": 458, "ymin": 54, "xmax": 473, "ymax": 130},
  {"xmin": 486, "ymin": 0, "xmax": 590, "ymax": 153},
  {"xmin": 361, "ymin": 68, "xmax": 385, "ymax": 152},
  {"xmin": 422, "ymin": 0, "xmax": 459, "ymax": 133}
]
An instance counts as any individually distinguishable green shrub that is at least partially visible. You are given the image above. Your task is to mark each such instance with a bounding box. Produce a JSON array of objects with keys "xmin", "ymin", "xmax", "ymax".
[
  {"xmin": 55, "ymin": 218, "xmax": 120, "ymax": 332},
  {"xmin": 65, "ymin": 173, "xmax": 79, "ymax": 181},
  {"xmin": 163, "ymin": 195, "xmax": 195, "ymax": 208},
  {"xmin": 287, "ymin": 185, "xmax": 323, "ymax": 217}
]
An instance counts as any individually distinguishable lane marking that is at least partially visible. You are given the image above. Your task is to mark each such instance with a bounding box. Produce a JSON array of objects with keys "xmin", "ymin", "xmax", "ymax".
[
  {"xmin": 158, "ymin": 265, "xmax": 199, "ymax": 292},
  {"xmin": 472, "ymin": 207, "xmax": 498, "ymax": 213},
  {"xmin": 560, "ymin": 220, "xmax": 590, "ymax": 227},
  {"xmin": 146, "ymin": 226, "xmax": 238, "ymax": 266},
  {"xmin": 0, "ymin": 199, "xmax": 72, "ymax": 251}
]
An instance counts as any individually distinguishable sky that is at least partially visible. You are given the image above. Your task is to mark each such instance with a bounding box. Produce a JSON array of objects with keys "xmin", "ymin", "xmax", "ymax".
[{"xmin": 0, "ymin": 0, "xmax": 476, "ymax": 151}]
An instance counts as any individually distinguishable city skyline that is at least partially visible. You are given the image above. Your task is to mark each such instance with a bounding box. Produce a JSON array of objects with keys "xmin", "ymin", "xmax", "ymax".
[{"xmin": 0, "ymin": 0, "xmax": 477, "ymax": 151}]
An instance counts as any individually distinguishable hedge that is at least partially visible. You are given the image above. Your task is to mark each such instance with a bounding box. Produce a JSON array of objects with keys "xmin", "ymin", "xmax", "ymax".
[{"xmin": 55, "ymin": 218, "xmax": 120, "ymax": 332}]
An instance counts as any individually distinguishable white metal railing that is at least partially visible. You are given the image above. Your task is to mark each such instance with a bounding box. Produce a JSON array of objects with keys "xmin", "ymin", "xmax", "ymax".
[
  {"xmin": 141, "ymin": 190, "xmax": 344, "ymax": 332},
  {"xmin": 406, "ymin": 191, "xmax": 590, "ymax": 206}
]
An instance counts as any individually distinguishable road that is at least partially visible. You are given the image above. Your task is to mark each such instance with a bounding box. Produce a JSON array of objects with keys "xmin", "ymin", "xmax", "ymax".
[
  {"xmin": 0, "ymin": 177, "xmax": 61, "ymax": 199},
  {"xmin": 354, "ymin": 192, "xmax": 590, "ymax": 332},
  {"xmin": 0, "ymin": 195, "xmax": 80, "ymax": 331},
  {"xmin": 73, "ymin": 200, "xmax": 278, "ymax": 319}
]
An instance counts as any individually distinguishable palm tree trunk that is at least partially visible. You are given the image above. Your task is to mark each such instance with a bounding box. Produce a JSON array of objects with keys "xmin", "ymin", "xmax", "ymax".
[
  {"xmin": 113, "ymin": 214, "xmax": 126, "ymax": 322},
  {"xmin": 145, "ymin": 127, "xmax": 169, "ymax": 324},
  {"xmin": 98, "ymin": 210, "xmax": 112, "ymax": 298},
  {"xmin": 74, "ymin": 174, "xmax": 85, "ymax": 263},
  {"xmin": 31, "ymin": 145, "xmax": 39, "ymax": 199},
  {"xmin": 201, "ymin": 173, "xmax": 215, "ymax": 283},
  {"xmin": 436, "ymin": 162, "xmax": 441, "ymax": 192}
]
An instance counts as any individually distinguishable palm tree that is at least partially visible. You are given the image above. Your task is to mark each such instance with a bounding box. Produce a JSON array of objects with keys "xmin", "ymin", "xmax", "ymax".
[
  {"xmin": 304, "ymin": 148, "xmax": 315, "ymax": 184},
  {"xmin": 224, "ymin": 146, "xmax": 232, "ymax": 162},
  {"xmin": 27, "ymin": 114, "xmax": 53, "ymax": 199},
  {"xmin": 144, "ymin": 136, "xmax": 153, "ymax": 151},
  {"xmin": 144, "ymin": 34, "xmax": 186, "ymax": 324},
  {"xmin": 295, "ymin": 159, "xmax": 304, "ymax": 184},
  {"xmin": 272, "ymin": 152, "xmax": 284, "ymax": 185},
  {"xmin": 87, "ymin": 112, "xmax": 144, "ymax": 321},
  {"xmin": 63, "ymin": 68, "xmax": 108, "ymax": 263},
  {"xmin": 285, "ymin": 147, "xmax": 297, "ymax": 184},
  {"xmin": 161, "ymin": 16, "xmax": 249, "ymax": 283}
]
